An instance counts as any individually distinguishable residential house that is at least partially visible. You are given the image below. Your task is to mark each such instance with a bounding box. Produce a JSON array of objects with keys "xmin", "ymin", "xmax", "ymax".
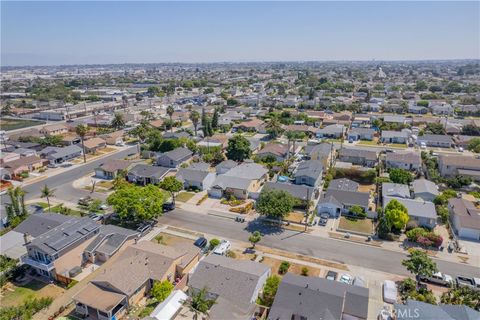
[
  {"xmin": 431, "ymin": 104, "xmax": 454, "ymax": 116},
  {"xmin": 215, "ymin": 160, "xmax": 238, "ymax": 174},
  {"xmin": 0, "ymin": 152, "xmax": 20, "ymax": 165},
  {"xmin": 256, "ymin": 143, "xmax": 290, "ymax": 162},
  {"xmin": 438, "ymin": 154, "xmax": 480, "ymax": 179},
  {"xmin": 417, "ymin": 134, "xmax": 453, "ymax": 148},
  {"xmin": 304, "ymin": 143, "xmax": 334, "ymax": 168},
  {"xmin": 83, "ymin": 137, "xmax": 107, "ymax": 154},
  {"xmin": 338, "ymin": 148, "xmax": 378, "ymax": 168},
  {"xmin": 316, "ymin": 124, "xmax": 345, "ymax": 139},
  {"xmin": 383, "ymin": 115, "xmax": 409, "ymax": 124},
  {"xmin": 127, "ymin": 164, "xmax": 171, "ymax": 185},
  {"xmin": 328, "ymin": 178, "xmax": 359, "ymax": 192},
  {"xmin": 2, "ymin": 155, "xmax": 44, "ymax": 176},
  {"xmin": 408, "ymin": 105, "xmax": 428, "ymax": 114},
  {"xmin": 234, "ymin": 118, "xmax": 265, "ymax": 132},
  {"xmin": 263, "ymin": 181, "xmax": 315, "ymax": 202},
  {"xmin": 162, "ymin": 131, "xmax": 191, "ymax": 140},
  {"xmin": 101, "ymin": 130, "xmax": 124, "ymax": 145},
  {"xmin": 453, "ymin": 135, "xmax": 476, "ymax": 149},
  {"xmin": 188, "ymin": 255, "xmax": 270, "ymax": 320},
  {"xmin": 268, "ymin": 273, "xmax": 369, "ymax": 320},
  {"xmin": 176, "ymin": 168, "xmax": 216, "ymax": 191},
  {"xmin": 385, "ymin": 152, "xmax": 422, "ymax": 171},
  {"xmin": 209, "ymin": 162, "xmax": 268, "ymax": 199},
  {"xmin": 448, "ymin": 198, "xmax": 480, "ymax": 240},
  {"xmin": 347, "ymin": 128, "xmax": 375, "ymax": 141},
  {"xmin": 294, "ymin": 160, "xmax": 323, "ymax": 187},
  {"xmin": 95, "ymin": 160, "xmax": 131, "ymax": 180},
  {"xmin": 317, "ymin": 189, "xmax": 371, "ymax": 217},
  {"xmin": 381, "ymin": 130, "xmax": 409, "ymax": 144},
  {"xmin": 382, "ymin": 183, "xmax": 411, "ymax": 202},
  {"xmin": 395, "ymin": 299, "xmax": 479, "ymax": 320},
  {"xmin": 412, "ymin": 179, "xmax": 439, "ymax": 202},
  {"xmin": 383, "ymin": 197, "xmax": 437, "ymax": 229},
  {"xmin": 74, "ymin": 241, "xmax": 200, "ymax": 320},
  {"xmin": 40, "ymin": 145, "xmax": 83, "ymax": 164},
  {"xmin": 39, "ymin": 123, "xmax": 69, "ymax": 136},
  {"xmin": 60, "ymin": 134, "xmax": 81, "ymax": 146},
  {"xmin": 156, "ymin": 147, "xmax": 193, "ymax": 168}
]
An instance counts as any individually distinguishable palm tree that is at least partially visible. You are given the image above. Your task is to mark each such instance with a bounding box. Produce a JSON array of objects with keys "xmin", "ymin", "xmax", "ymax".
[
  {"xmin": 41, "ymin": 185, "xmax": 55, "ymax": 212},
  {"xmin": 166, "ymin": 106, "xmax": 175, "ymax": 132},
  {"xmin": 266, "ymin": 117, "xmax": 283, "ymax": 139},
  {"xmin": 190, "ymin": 110, "xmax": 200, "ymax": 136},
  {"xmin": 285, "ymin": 131, "xmax": 295, "ymax": 159},
  {"xmin": 183, "ymin": 287, "xmax": 214, "ymax": 320},
  {"xmin": 75, "ymin": 124, "xmax": 89, "ymax": 163},
  {"xmin": 111, "ymin": 112, "xmax": 125, "ymax": 129}
]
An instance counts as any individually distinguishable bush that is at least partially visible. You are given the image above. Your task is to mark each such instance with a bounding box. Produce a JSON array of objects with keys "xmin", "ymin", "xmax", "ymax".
[
  {"xmin": 406, "ymin": 227, "xmax": 428, "ymax": 242},
  {"xmin": 196, "ymin": 194, "xmax": 208, "ymax": 205},
  {"xmin": 405, "ymin": 220, "xmax": 419, "ymax": 231},
  {"xmin": 278, "ymin": 261, "xmax": 290, "ymax": 275},
  {"xmin": 225, "ymin": 250, "xmax": 236, "ymax": 258},
  {"xmin": 406, "ymin": 227, "xmax": 443, "ymax": 248},
  {"xmin": 209, "ymin": 238, "xmax": 220, "ymax": 250},
  {"xmin": 301, "ymin": 267, "xmax": 309, "ymax": 276},
  {"xmin": 66, "ymin": 279, "xmax": 78, "ymax": 289},
  {"xmin": 436, "ymin": 205, "xmax": 449, "ymax": 224}
]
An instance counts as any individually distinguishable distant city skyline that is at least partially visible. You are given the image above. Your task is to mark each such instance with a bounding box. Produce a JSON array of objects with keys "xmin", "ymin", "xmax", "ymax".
[{"xmin": 1, "ymin": 1, "xmax": 479, "ymax": 66}]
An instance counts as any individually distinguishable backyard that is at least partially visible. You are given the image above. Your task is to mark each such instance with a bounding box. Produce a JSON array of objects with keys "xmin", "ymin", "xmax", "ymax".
[
  {"xmin": 0, "ymin": 279, "xmax": 64, "ymax": 307},
  {"xmin": 337, "ymin": 216, "xmax": 374, "ymax": 234}
]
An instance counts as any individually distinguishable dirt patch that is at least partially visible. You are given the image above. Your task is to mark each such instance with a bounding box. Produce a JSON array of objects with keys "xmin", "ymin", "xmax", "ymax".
[
  {"xmin": 285, "ymin": 211, "xmax": 305, "ymax": 224},
  {"xmin": 152, "ymin": 233, "xmax": 193, "ymax": 246},
  {"xmin": 329, "ymin": 232, "xmax": 382, "ymax": 247},
  {"xmin": 358, "ymin": 184, "xmax": 375, "ymax": 193},
  {"xmin": 230, "ymin": 249, "xmax": 257, "ymax": 261},
  {"xmin": 260, "ymin": 257, "xmax": 321, "ymax": 277},
  {"xmin": 166, "ymin": 226, "xmax": 203, "ymax": 237},
  {"xmin": 257, "ymin": 245, "xmax": 349, "ymax": 271}
]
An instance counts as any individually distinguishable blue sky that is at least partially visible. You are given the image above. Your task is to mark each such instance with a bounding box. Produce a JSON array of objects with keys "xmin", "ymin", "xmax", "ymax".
[{"xmin": 1, "ymin": 1, "xmax": 479, "ymax": 66}]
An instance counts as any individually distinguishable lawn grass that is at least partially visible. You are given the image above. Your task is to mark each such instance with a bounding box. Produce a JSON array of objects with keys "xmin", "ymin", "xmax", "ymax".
[
  {"xmin": 358, "ymin": 140, "xmax": 379, "ymax": 146},
  {"xmin": 338, "ymin": 216, "xmax": 373, "ymax": 234},
  {"xmin": 175, "ymin": 192, "xmax": 194, "ymax": 203},
  {"xmin": 386, "ymin": 143, "xmax": 407, "ymax": 148},
  {"xmin": 35, "ymin": 202, "xmax": 85, "ymax": 216},
  {"xmin": 0, "ymin": 118, "xmax": 45, "ymax": 131},
  {"xmin": 0, "ymin": 279, "xmax": 65, "ymax": 307}
]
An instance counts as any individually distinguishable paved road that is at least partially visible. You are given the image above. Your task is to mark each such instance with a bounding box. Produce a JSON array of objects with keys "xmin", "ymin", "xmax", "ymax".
[{"xmin": 159, "ymin": 209, "xmax": 480, "ymax": 278}]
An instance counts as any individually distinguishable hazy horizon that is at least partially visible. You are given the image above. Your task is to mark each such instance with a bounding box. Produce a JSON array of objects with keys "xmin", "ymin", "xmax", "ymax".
[{"xmin": 2, "ymin": 1, "xmax": 479, "ymax": 67}]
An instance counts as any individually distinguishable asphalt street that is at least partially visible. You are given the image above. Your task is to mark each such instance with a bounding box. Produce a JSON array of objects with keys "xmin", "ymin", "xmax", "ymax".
[{"xmin": 159, "ymin": 208, "xmax": 480, "ymax": 279}]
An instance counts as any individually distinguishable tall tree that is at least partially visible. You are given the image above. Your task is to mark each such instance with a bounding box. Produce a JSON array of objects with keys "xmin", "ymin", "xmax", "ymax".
[
  {"xmin": 211, "ymin": 108, "xmax": 219, "ymax": 129},
  {"xmin": 75, "ymin": 124, "xmax": 89, "ymax": 163},
  {"xmin": 166, "ymin": 106, "xmax": 175, "ymax": 132},
  {"xmin": 40, "ymin": 185, "xmax": 55, "ymax": 213},
  {"xmin": 256, "ymin": 189, "xmax": 295, "ymax": 219},
  {"xmin": 226, "ymin": 135, "xmax": 251, "ymax": 161},
  {"xmin": 159, "ymin": 176, "xmax": 183, "ymax": 205},
  {"xmin": 183, "ymin": 287, "xmax": 215, "ymax": 320},
  {"xmin": 111, "ymin": 112, "xmax": 125, "ymax": 129},
  {"xmin": 190, "ymin": 110, "xmax": 200, "ymax": 136},
  {"xmin": 121, "ymin": 95, "xmax": 128, "ymax": 110},
  {"xmin": 384, "ymin": 199, "xmax": 409, "ymax": 230},
  {"xmin": 402, "ymin": 249, "xmax": 438, "ymax": 280},
  {"xmin": 248, "ymin": 231, "xmax": 262, "ymax": 248},
  {"xmin": 285, "ymin": 131, "xmax": 295, "ymax": 159},
  {"xmin": 151, "ymin": 280, "xmax": 174, "ymax": 303},
  {"xmin": 266, "ymin": 117, "xmax": 284, "ymax": 139}
]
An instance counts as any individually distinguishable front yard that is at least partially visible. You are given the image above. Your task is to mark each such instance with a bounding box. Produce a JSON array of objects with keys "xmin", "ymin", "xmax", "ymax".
[
  {"xmin": 337, "ymin": 216, "xmax": 374, "ymax": 234},
  {"xmin": 35, "ymin": 202, "xmax": 86, "ymax": 217},
  {"xmin": 284, "ymin": 211, "xmax": 306, "ymax": 224},
  {"xmin": 175, "ymin": 192, "xmax": 195, "ymax": 203},
  {"xmin": 357, "ymin": 140, "xmax": 378, "ymax": 146},
  {"xmin": 260, "ymin": 256, "xmax": 321, "ymax": 277}
]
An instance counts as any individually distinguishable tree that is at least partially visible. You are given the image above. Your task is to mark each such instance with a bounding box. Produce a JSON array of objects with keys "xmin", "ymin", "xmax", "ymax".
[
  {"xmin": 111, "ymin": 112, "xmax": 125, "ymax": 129},
  {"xmin": 159, "ymin": 176, "xmax": 183, "ymax": 205},
  {"xmin": 183, "ymin": 287, "xmax": 215, "ymax": 320},
  {"xmin": 147, "ymin": 86, "xmax": 161, "ymax": 97},
  {"xmin": 402, "ymin": 249, "xmax": 438, "ymax": 279},
  {"xmin": 285, "ymin": 131, "xmax": 295, "ymax": 159},
  {"xmin": 209, "ymin": 238, "xmax": 220, "ymax": 250},
  {"xmin": 151, "ymin": 280, "xmax": 174, "ymax": 303},
  {"xmin": 190, "ymin": 110, "xmax": 200, "ymax": 136},
  {"xmin": 248, "ymin": 231, "xmax": 262, "ymax": 248},
  {"xmin": 256, "ymin": 189, "xmax": 295, "ymax": 219},
  {"xmin": 278, "ymin": 261, "xmax": 290, "ymax": 274},
  {"xmin": 6, "ymin": 186, "xmax": 28, "ymax": 219},
  {"xmin": 301, "ymin": 267, "xmax": 309, "ymax": 276},
  {"xmin": 384, "ymin": 199, "xmax": 409, "ymax": 230},
  {"xmin": 88, "ymin": 199, "xmax": 102, "ymax": 213},
  {"xmin": 389, "ymin": 168, "xmax": 413, "ymax": 185},
  {"xmin": 260, "ymin": 275, "xmax": 281, "ymax": 307},
  {"xmin": 377, "ymin": 215, "xmax": 392, "ymax": 240},
  {"xmin": 467, "ymin": 137, "xmax": 480, "ymax": 153},
  {"xmin": 40, "ymin": 185, "xmax": 55, "ymax": 213},
  {"xmin": 166, "ymin": 106, "xmax": 175, "ymax": 132},
  {"xmin": 441, "ymin": 286, "xmax": 480, "ymax": 310},
  {"xmin": 226, "ymin": 135, "xmax": 251, "ymax": 161},
  {"xmin": 211, "ymin": 108, "xmax": 219, "ymax": 129},
  {"xmin": 106, "ymin": 184, "xmax": 165, "ymax": 221},
  {"xmin": 266, "ymin": 117, "xmax": 284, "ymax": 139},
  {"xmin": 75, "ymin": 124, "xmax": 89, "ymax": 163}
]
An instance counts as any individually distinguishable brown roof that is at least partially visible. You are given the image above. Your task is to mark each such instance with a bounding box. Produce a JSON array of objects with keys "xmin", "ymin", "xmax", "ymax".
[
  {"xmin": 41, "ymin": 123, "xmax": 68, "ymax": 132},
  {"xmin": 449, "ymin": 198, "xmax": 480, "ymax": 231},
  {"xmin": 150, "ymin": 119, "xmax": 164, "ymax": 128},
  {"xmin": 257, "ymin": 143, "xmax": 289, "ymax": 157},
  {"xmin": 237, "ymin": 118, "xmax": 264, "ymax": 128},
  {"xmin": 99, "ymin": 160, "xmax": 131, "ymax": 173},
  {"xmin": 73, "ymin": 283, "xmax": 125, "ymax": 312},
  {"xmin": 3, "ymin": 155, "xmax": 43, "ymax": 170},
  {"xmin": 83, "ymin": 137, "xmax": 106, "ymax": 149}
]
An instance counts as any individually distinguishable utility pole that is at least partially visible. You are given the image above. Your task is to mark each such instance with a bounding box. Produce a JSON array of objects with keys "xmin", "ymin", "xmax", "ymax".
[{"xmin": 305, "ymin": 188, "xmax": 310, "ymax": 232}]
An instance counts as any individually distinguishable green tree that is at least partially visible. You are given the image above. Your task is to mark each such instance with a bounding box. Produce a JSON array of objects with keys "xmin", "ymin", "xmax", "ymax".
[
  {"xmin": 441, "ymin": 286, "xmax": 480, "ymax": 310},
  {"xmin": 166, "ymin": 106, "xmax": 175, "ymax": 132},
  {"xmin": 389, "ymin": 168, "xmax": 413, "ymax": 184},
  {"xmin": 226, "ymin": 135, "xmax": 251, "ymax": 161},
  {"xmin": 75, "ymin": 124, "xmax": 89, "ymax": 163},
  {"xmin": 467, "ymin": 138, "xmax": 480, "ymax": 153},
  {"xmin": 151, "ymin": 280, "xmax": 174, "ymax": 303},
  {"xmin": 88, "ymin": 199, "xmax": 102, "ymax": 213},
  {"xmin": 183, "ymin": 287, "xmax": 215, "ymax": 320},
  {"xmin": 211, "ymin": 108, "xmax": 219, "ymax": 129},
  {"xmin": 385, "ymin": 199, "xmax": 409, "ymax": 230},
  {"xmin": 209, "ymin": 238, "xmax": 220, "ymax": 250},
  {"xmin": 256, "ymin": 189, "xmax": 295, "ymax": 219},
  {"xmin": 248, "ymin": 231, "xmax": 262, "ymax": 248},
  {"xmin": 402, "ymin": 249, "xmax": 438, "ymax": 279},
  {"xmin": 106, "ymin": 184, "xmax": 165, "ymax": 221},
  {"xmin": 266, "ymin": 117, "xmax": 284, "ymax": 139},
  {"xmin": 260, "ymin": 275, "xmax": 281, "ymax": 307},
  {"xmin": 40, "ymin": 185, "xmax": 55, "ymax": 213},
  {"xmin": 6, "ymin": 186, "xmax": 28, "ymax": 219},
  {"xmin": 159, "ymin": 176, "xmax": 183, "ymax": 205},
  {"xmin": 190, "ymin": 110, "xmax": 200, "ymax": 136},
  {"xmin": 111, "ymin": 112, "xmax": 125, "ymax": 129},
  {"xmin": 147, "ymin": 86, "xmax": 161, "ymax": 97}
]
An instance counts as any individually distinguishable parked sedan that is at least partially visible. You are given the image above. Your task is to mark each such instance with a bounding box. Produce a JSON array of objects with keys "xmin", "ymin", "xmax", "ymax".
[
  {"xmin": 194, "ymin": 237, "xmax": 208, "ymax": 249},
  {"xmin": 339, "ymin": 274, "xmax": 353, "ymax": 285},
  {"xmin": 325, "ymin": 270, "xmax": 338, "ymax": 281}
]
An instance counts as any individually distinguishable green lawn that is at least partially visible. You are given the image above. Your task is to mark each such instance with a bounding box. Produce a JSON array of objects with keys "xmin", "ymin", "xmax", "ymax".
[
  {"xmin": 358, "ymin": 140, "xmax": 378, "ymax": 146},
  {"xmin": 338, "ymin": 216, "xmax": 373, "ymax": 234},
  {"xmin": 0, "ymin": 279, "xmax": 45, "ymax": 306},
  {"xmin": 35, "ymin": 202, "xmax": 85, "ymax": 217},
  {"xmin": 175, "ymin": 192, "xmax": 195, "ymax": 203},
  {"xmin": 0, "ymin": 118, "xmax": 45, "ymax": 131}
]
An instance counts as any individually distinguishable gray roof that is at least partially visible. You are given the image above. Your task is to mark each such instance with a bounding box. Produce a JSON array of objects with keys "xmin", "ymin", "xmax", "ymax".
[
  {"xmin": 0, "ymin": 230, "xmax": 27, "ymax": 259},
  {"xmin": 383, "ymin": 198, "xmax": 436, "ymax": 220},
  {"xmin": 349, "ymin": 127, "xmax": 376, "ymax": 135},
  {"xmin": 84, "ymin": 225, "xmax": 138, "ymax": 256},
  {"xmin": 317, "ymin": 124, "xmax": 344, "ymax": 134},
  {"xmin": 160, "ymin": 147, "xmax": 193, "ymax": 161},
  {"xmin": 382, "ymin": 130, "xmax": 409, "ymax": 138},
  {"xmin": 176, "ymin": 168, "xmax": 212, "ymax": 183},
  {"xmin": 395, "ymin": 299, "xmax": 479, "ymax": 320},
  {"xmin": 417, "ymin": 134, "xmax": 453, "ymax": 144},
  {"xmin": 382, "ymin": 183, "xmax": 411, "ymax": 199},
  {"xmin": 328, "ymin": 178, "xmax": 359, "ymax": 192},
  {"xmin": 264, "ymin": 182, "xmax": 315, "ymax": 201},
  {"xmin": 14, "ymin": 213, "xmax": 73, "ymax": 237},
  {"xmin": 189, "ymin": 255, "xmax": 270, "ymax": 312},
  {"xmin": 339, "ymin": 148, "xmax": 378, "ymax": 161},
  {"xmin": 30, "ymin": 217, "xmax": 100, "ymax": 255},
  {"xmin": 304, "ymin": 143, "xmax": 332, "ymax": 158},
  {"xmin": 224, "ymin": 162, "xmax": 268, "ymax": 180},
  {"xmin": 40, "ymin": 145, "xmax": 82, "ymax": 160},
  {"xmin": 162, "ymin": 131, "xmax": 191, "ymax": 139},
  {"xmin": 215, "ymin": 160, "xmax": 238, "ymax": 172},
  {"xmin": 386, "ymin": 152, "xmax": 422, "ymax": 165},
  {"xmin": 268, "ymin": 273, "xmax": 369, "ymax": 320},
  {"xmin": 413, "ymin": 179, "xmax": 439, "ymax": 197},
  {"xmin": 128, "ymin": 164, "xmax": 171, "ymax": 179},
  {"xmin": 212, "ymin": 175, "xmax": 252, "ymax": 190},
  {"xmin": 294, "ymin": 160, "xmax": 323, "ymax": 180},
  {"xmin": 323, "ymin": 189, "xmax": 370, "ymax": 208},
  {"xmin": 188, "ymin": 162, "xmax": 210, "ymax": 172}
]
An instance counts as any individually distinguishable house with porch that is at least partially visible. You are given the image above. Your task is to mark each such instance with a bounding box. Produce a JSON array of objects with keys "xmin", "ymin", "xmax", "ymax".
[
  {"xmin": 127, "ymin": 164, "xmax": 172, "ymax": 185},
  {"xmin": 95, "ymin": 160, "xmax": 131, "ymax": 180}
]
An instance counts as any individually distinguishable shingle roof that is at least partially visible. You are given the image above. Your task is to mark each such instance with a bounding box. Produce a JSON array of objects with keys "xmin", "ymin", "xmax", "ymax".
[
  {"xmin": 294, "ymin": 160, "xmax": 323, "ymax": 180},
  {"xmin": 339, "ymin": 148, "xmax": 378, "ymax": 161},
  {"xmin": 386, "ymin": 152, "xmax": 422, "ymax": 165},
  {"xmin": 160, "ymin": 147, "xmax": 193, "ymax": 161},
  {"xmin": 212, "ymin": 175, "xmax": 252, "ymax": 190},
  {"xmin": 215, "ymin": 160, "xmax": 238, "ymax": 172},
  {"xmin": 328, "ymin": 178, "xmax": 359, "ymax": 192},
  {"xmin": 323, "ymin": 189, "xmax": 370, "ymax": 208},
  {"xmin": 14, "ymin": 213, "xmax": 74, "ymax": 237},
  {"xmin": 417, "ymin": 134, "xmax": 453, "ymax": 144},
  {"xmin": 395, "ymin": 299, "xmax": 480, "ymax": 320},
  {"xmin": 40, "ymin": 145, "xmax": 82, "ymax": 160},
  {"xmin": 73, "ymin": 283, "xmax": 126, "ymax": 313},
  {"xmin": 383, "ymin": 198, "xmax": 437, "ymax": 220},
  {"xmin": 176, "ymin": 168, "xmax": 212, "ymax": 183},
  {"xmin": 257, "ymin": 143, "xmax": 289, "ymax": 157},
  {"xmin": 413, "ymin": 179, "xmax": 439, "ymax": 197},
  {"xmin": 382, "ymin": 183, "xmax": 411, "ymax": 199},
  {"xmin": 448, "ymin": 198, "xmax": 480, "ymax": 231},
  {"xmin": 98, "ymin": 159, "xmax": 131, "ymax": 173},
  {"xmin": 224, "ymin": 162, "xmax": 268, "ymax": 180},
  {"xmin": 128, "ymin": 164, "xmax": 171, "ymax": 179},
  {"xmin": 264, "ymin": 182, "xmax": 315, "ymax": 201}
]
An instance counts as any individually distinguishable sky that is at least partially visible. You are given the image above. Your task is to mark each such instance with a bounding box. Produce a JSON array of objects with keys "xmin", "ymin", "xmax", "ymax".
[{"xmin": 1, "ymin": 1, "xmax": 479, "ymax": 66}]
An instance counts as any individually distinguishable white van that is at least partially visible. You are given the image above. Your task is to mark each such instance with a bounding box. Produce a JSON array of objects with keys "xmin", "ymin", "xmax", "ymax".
[
  {"xmin": 213, "ymin": 240, "xmax": 231, "ymax": 255},
  {"xmin": 383, "ymin": 280, "xmax": 397, "ymax": 304}
]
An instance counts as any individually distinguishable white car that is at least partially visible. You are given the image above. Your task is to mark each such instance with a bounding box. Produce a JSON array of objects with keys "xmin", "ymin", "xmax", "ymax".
[
  {"xmin": 339, "ymin": 274, "xmax": 353, "ymax": 285},
  {"xmin": 213, "ymin": 240, "xmax": 231, "ymax": 255},
  {"xmin": 458, "ymin": 147, "xmax": 464, "ymax": 152},
  {"xmin": 383, "ymin": 280, "xmax": 397, "ymax": 304}
]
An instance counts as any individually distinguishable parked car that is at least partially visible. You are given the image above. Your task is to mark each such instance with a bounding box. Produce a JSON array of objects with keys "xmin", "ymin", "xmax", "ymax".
[
  {"xmin": 419, "ymin": 272, "xmax": 453, "ymax": 287},
  {"xmin": 60, "ymin": 162, "xmax": 73, "ymax": 168},
  {"xmin": 162, "ymin": 202, "xmax": 175, "ymax": 212},
  {"xmin": 88, "ymin": 213, "xmax": 103, "ymax": 222},
  {"xmin": 339, "ymin": 274, "xmax": 353, "ymax": 284},
  {"xmin": 318, "ymin": 213, "xmax": 329, "ymax": 226},
  {"xmin": 78, "ymin": 196, "xmax": 92, "ymax": 206},
  {"xmin": 194, "ymin": 237, "xmax": 208, "ymax": 249},
  {"xmin": 456, "ymin": 276, "xmax": 480, "ymax": 290},
  {"xmin": 325, "ymin": 270, "xmax": 338, "ymax": 281},
  {"xmin": 235, "ymin": 216, "xmax": 245, "ymax": 223},
  {"xmin": 213, "ymin": 240, "xmax": 231, "ymax": 255},
  {"xmin": 136, "ymin": 224, "xmax": 152, "ymax": 235},
  {"xmin": 383, "ymin": 280, "xmax": 397, "ymax": 304}
]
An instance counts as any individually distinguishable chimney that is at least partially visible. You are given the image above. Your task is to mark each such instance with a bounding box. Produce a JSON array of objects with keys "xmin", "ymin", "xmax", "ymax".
[{"xmin": 23, "ymin": 233, "xmax": 31, "ymax": 245}]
